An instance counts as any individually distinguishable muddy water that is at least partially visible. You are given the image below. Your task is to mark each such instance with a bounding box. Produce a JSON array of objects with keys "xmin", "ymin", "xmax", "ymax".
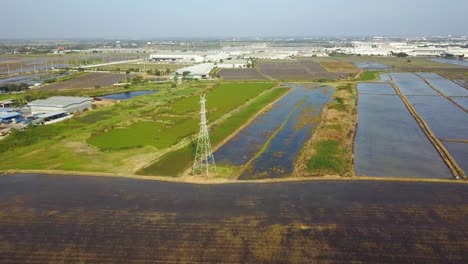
[
  {"xmin": 240, "ymin": 86, "xmax": 333, "ymax": 179},
  {"xmin": 355, "ymin": 84, "xmax": 451, "ymax": 178},
  {"xmin": 215, "ymin": 85, "xmax": 332, "ymax": 179},
  {"xmin": 406, "ymin": 95, "xmax": 468, "ymax": 140},
  {"xmin": 426, "ymin": 78, "xmax": 468, "ymax": 96},
  {"xmin": 0, "ymin": 174, "xmax": 467, "ymax": 263}
]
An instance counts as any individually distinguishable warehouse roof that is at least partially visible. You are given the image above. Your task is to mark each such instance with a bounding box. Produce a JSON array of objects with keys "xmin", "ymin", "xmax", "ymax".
[
  {"xmin": 28, "ymin": 96, "xmax": 93, "ymax": 108},
  {"xmin": 0, "ymin": 108, "xmax": 14, "ymax": 112},
  {"xmin": 0, "ymin": 112, "xmax": 21, "ymax": 119},
  {"xmin": 176, "ymin": 63, "xmax": 215, "ymax": 76}
]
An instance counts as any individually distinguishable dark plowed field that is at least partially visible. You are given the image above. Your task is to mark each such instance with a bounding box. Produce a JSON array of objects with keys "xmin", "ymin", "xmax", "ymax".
[
  {"xmin": 40, "ymin": 72, "xmax": 131, "ymax": 90},
  {"xmin": 0, "ymin": 174, "xmax": 467, "ymax": 263},
  {"xmin": 257, "ymin": 60, "xmax": 347, "ymax": 80},
  {"xmin": 218, "ymin": 68, "xmax": 268, "ymax": 80}
]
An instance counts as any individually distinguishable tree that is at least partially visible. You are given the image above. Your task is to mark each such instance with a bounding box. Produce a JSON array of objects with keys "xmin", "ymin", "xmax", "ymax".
[
  {"xmin": 171, "ymin": 83, "xmax": 177, "ymax": 88},
  {"xmin": 155, "ymin": 69, "xmax": 161, "ymax": 76},
  {"xmin": 165, "ymin": 68, "xmax": 171, "ymax": 75}
]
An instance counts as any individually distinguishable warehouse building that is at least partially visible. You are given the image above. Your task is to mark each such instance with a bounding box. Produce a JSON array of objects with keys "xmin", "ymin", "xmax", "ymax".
[
  {"xmin": 0, "ymin": 112, "xmax": 21, "ymax": 123},
  {"xmin": 176, "ymin": 63, "xmax": 215, "ymax": 79},
  {"xmin": 149, "ymin": 54, "xmax": 205, "ymax": 63},
  {"xmin": 28, "ymin": 96, "xmax": 93, "ymax": 115}
]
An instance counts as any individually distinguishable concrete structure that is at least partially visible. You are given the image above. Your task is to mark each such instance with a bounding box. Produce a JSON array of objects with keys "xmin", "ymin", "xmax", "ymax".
[
  {"xmin": 28, "ymin": 96, "xmax": 93, "ymax": 115},
  {"xmin": 176, "ymin": 63, "xmax": 215, "ymax": 79}
]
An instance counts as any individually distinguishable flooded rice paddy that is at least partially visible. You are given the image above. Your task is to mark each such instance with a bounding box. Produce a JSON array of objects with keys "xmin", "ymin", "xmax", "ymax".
[
  {"xmin": 405, "ymin": 95, "xmax": 468, "ymax": 140},
  {"xmin": 99, "ymin": 90, "xmax": 157, "ymax": 100},
  {"xmin": 393, "ymin": 79, "xmax": 439, "ymax": 95},
  {"xmin": 0, "ymin": 174, "xmax": 466, "ymax": 263},
  {"xmin": 425, "ymin": 78, "xmax": 468, "ymax": 96},
  {"xmin": 376, "ymin": 73, "xmax": 391, "ymax": 82},
  {"xmin": 442, "ymin": 142, "xmax": 468, "ymax": 175},
  {"xmin": 215, "ymin": 84, "xmax": 332, "ymax": 179},
  {"xmin": 389, "ymin": 72, "xmax": 420, "ymax": 79},
  {"xmin": 354, "ymin": 84, "xmax": 451, "ymax": 178},
  {"xmin": 353, "ymin": 62, "xmax": 389, "ymax": 70},
  {"xmin": 357, "ymin": 82, "xmax": 395, "ymax": 94},
  {"xmin": 382, "ymin": 72, "xmax": 468, "ymax": 176},
  {"xmin": 430, "ymin": 57, "xmax": 468, "ymax": 67},
  {"xmin": 415, "ymin": 72, "xmax": 443, "ymax": 79},
  {"xmin": 452, "ymin": 97, "xmax": 468, "ymax": 110}
]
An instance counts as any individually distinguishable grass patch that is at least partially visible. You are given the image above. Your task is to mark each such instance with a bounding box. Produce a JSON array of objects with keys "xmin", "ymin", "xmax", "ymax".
[
  {"xmin": 138, "ymin": 88, "xmax": 288, "ymax": 176},
  {"xmin": 356, "ymin": 71, "xmax": 379, "ymax": 81},
  {"xmin": 87, "ymin": 122, "xmax": 168, "ymax": 150},
  {"xmin": 328, "ymin": 97, "xmax": 347, "ymax": 111},
  {"xmin": 306, "ymin": 140, "xmax": 346, "ymax": 174}
]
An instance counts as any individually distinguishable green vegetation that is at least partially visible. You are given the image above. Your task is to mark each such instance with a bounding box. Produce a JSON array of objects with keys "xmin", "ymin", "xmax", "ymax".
[
  {"xmin": 306, "ymin": 140, "xmax": 346, "ymax": 174},
  {"xmin": 356, "ymin": 71, "xmax": 379, "ymax": 81},
  {"xmin": 138, "ymin": 88, "xmax": 288, "ymax": 176},
  {"xmin": 328, "ymin": 97, "xmax": 347, "ymax": 111},
  {"xmin": 0, "ymin": 82, "xmax": 207, "ymax": 172},
  {"xmin": 43, "ymin": 71, "xmax": 88, "ymax": 84},
  {"xmin": 297, "ymin": 83, "xmax": 356, "ymax": 177},
  {"xmin": 88, "ymin": 82, "xmax": 276, "ymax": 151}
]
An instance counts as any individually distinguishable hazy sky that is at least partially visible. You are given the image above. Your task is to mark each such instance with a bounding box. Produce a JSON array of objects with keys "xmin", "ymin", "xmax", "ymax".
[{"xmin": 1, "ymin": 0, "xmax": 467, "ymax": 39}]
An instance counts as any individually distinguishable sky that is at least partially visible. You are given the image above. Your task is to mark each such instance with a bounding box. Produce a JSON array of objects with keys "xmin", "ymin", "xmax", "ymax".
[{"xmin": 1, "ymin": 0, "xmax": 467, "ymax": 39}]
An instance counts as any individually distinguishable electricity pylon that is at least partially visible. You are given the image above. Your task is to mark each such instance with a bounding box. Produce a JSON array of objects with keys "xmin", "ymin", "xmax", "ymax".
[{"xmin": 192, "ymin": 94, "xmax": 216, "ymax": 176}]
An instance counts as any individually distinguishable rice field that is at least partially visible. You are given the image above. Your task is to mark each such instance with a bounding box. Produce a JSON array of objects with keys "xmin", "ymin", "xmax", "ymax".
[{"xmin": 0, "ymin": 173, "xmax": 466, "ymax": 263}]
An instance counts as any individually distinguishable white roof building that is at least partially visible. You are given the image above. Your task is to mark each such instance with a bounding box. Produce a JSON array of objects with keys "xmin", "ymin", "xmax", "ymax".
[
  {"xmin": 28, "ymin": 96, "xmax": 93, "ymax": 114},
  {"xmin": 176, "ymin": 63, "xmax": 215, "ymax": 78}
]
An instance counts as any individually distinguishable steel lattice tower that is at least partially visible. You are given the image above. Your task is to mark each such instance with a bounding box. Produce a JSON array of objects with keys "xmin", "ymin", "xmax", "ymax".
[{"xmin": 192, "ymin": 94, "xmax": 216, "ymax": 175}]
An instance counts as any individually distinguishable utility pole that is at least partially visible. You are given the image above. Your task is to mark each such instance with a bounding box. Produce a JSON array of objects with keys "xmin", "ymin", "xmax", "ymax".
[{"xmin": 192, "ymin": 94, "xmax": 216, "ymax": 176}]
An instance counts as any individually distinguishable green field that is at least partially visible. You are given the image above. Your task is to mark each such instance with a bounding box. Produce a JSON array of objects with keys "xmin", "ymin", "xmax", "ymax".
[
  {"xmin": 138, "ymin": 87, "xmax": 288, "ymax": 176},
  {"xmin": 88, "ymin": 82, "xmax": 276, "ymax": 151},
  {"xmin": 0, "ymin": 81, "xmax": 283, "ymax": 175}
]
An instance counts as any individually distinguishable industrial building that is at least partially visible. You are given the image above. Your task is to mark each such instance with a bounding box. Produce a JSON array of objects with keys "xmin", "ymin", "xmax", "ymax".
[
  {"xmin": 176, "ymin": 63, "xmax": 215, "ymax": 79},
  {"xmin": 0, "ymin": 112, "xmax": 21, "ymax": 123},
  {"xmin": 149, "ymin": 54, "xmax": 204, "ymax": 63},
  {"xmin": 28, "ymin": 96, "xmax": 93, "ymax": 115},
  {"xmin": 35, "ymin": 111, "xmax": 71, "ymax": 125}
]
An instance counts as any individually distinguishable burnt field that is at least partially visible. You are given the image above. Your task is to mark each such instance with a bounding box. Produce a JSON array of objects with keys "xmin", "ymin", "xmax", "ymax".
[
  {"xmin": 0, "ymin": 174, "xmax": 467, "ymax": 263},
  {"xmin": 40, "ymin": 72, "xmax": 131, "ymax": 90},
  {"xmin": 218, "ymin": 68, "xmax": 268, "ymax": 80},
  {"xmin": 257, "ymin": 60, "xmax": 349, "ymax": 81}
]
